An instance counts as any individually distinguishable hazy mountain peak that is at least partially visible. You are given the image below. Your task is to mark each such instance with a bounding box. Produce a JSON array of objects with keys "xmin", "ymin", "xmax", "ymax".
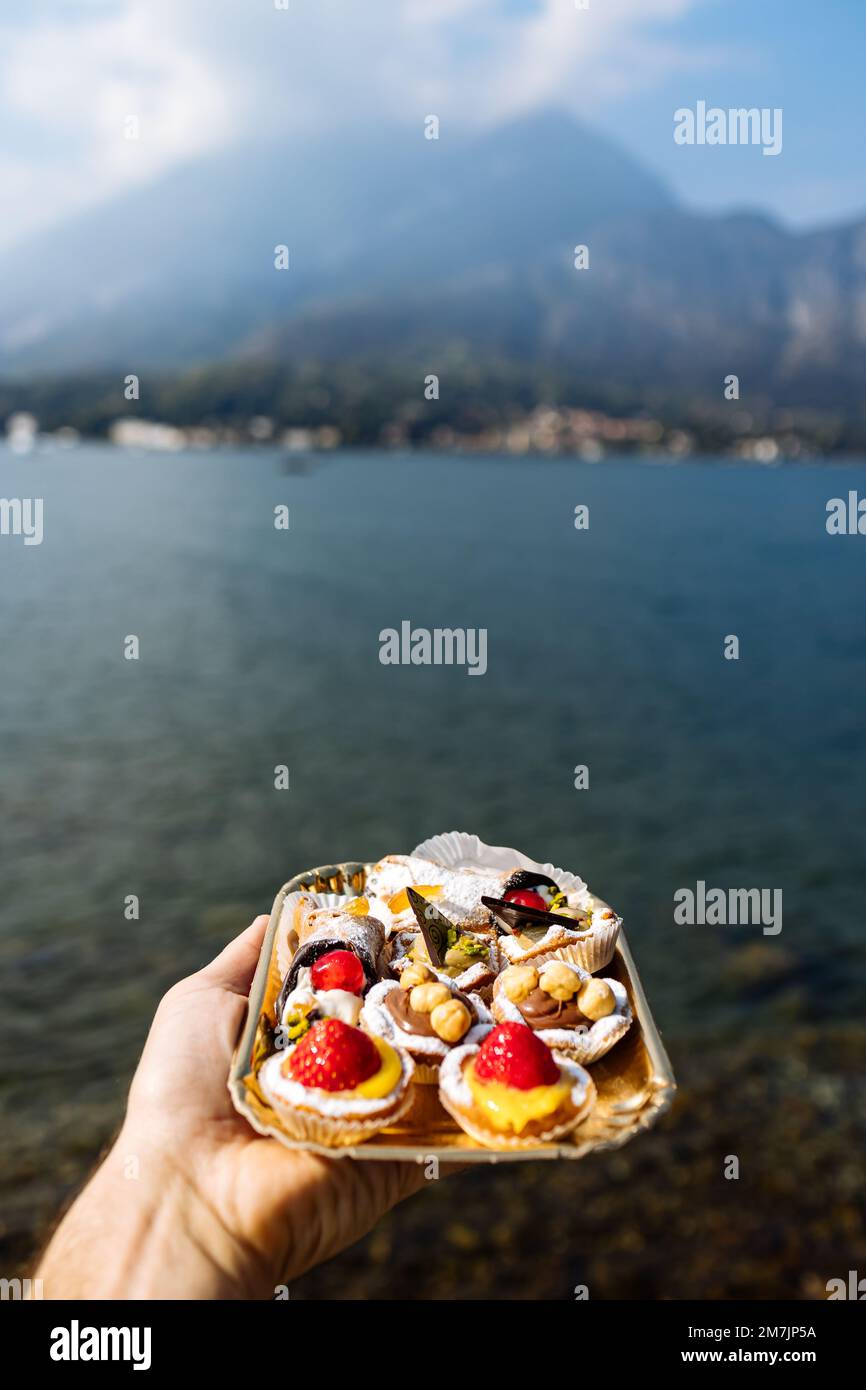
[{"xmin": 0, "ymin": 106, "xmax": 863, "ymax": 410}]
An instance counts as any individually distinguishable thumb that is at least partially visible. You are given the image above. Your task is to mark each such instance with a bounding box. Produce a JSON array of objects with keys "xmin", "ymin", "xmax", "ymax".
[{"xmin": 202, "ymin": 914, "xmax": 270, "ymax": 995}]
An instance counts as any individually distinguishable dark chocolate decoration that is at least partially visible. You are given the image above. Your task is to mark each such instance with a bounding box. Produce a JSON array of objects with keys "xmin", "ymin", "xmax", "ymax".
[
  {"xmin": 406, "ymin": 887, "xmax": 453, "ymax": 966},
  {"xmin": 503, "ymin": 869, "xmax": 561, "ymax": 895},
  {"xmin": 481, "ymin": 894, "xmax": 591, "ymax": 937}
]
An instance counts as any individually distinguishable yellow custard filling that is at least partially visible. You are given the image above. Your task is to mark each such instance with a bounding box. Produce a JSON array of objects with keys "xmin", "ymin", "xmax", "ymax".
[
  {"xmin": 282, "ymin": 1033, "xmax": 403, "ymax": 1099},
  {"xmin": 353, "ymin": 1036, "xmax": 403, "ymax": 1099},
  {"xmin": 465, "ymin": 1060, "xmax": 572, "ymax": 1133}
]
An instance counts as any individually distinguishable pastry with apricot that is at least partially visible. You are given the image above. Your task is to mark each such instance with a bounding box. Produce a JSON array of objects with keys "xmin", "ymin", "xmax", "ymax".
[{"xmin": 438, "ymin": 1022, "xmax": 595, "ymax": 1149}]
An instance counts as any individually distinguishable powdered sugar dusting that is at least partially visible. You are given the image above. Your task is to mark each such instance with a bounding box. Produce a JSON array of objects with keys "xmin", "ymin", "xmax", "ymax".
[{"xmin": 366, "ymin": 854, "xmax": 516, "ymax": 930}]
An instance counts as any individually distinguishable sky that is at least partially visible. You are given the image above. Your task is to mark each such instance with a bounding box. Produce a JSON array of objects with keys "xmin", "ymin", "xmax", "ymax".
[{"xmin": 0, "ymin": 0, "xmax": 863, "ymax": 253}]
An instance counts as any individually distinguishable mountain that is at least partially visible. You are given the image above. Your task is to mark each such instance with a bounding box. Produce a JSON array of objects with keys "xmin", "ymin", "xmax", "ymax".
[{"xmin": 2, "ymin": 109, "xmax": 865, "ymax": 411}]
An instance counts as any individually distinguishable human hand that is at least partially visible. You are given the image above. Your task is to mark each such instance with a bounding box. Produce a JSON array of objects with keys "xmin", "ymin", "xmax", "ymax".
[{"xmin": 36, "ymin": 916, "xmax": 429, "ymax": 1299}]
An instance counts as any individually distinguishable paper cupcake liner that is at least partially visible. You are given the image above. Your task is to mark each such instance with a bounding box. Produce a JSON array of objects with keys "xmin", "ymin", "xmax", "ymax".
[
  {"xmin": 410, "ymin": 831, "xmax": 620, "ymax": 970},
  {"xmin": 545, "ymin": 917, "xmax": 620, "ymax": 973},
  {"xmin": 412, "ymin": 1062, "xmax": 441, "ymax": 1085},
  {"xmin": 546, "ymin": 1021, "xmax": 630, "ymax": 1065},
  {"xmin": 411, "ymin": 830, "xmax": 587, "ymax": 897},
  {"xmin": 267, "ymin": 1085, "xmax": 415, "ymax": 1148},
  {"xmin": 496, "ymin": 924, "xmax": 619, "ymax": 975}
]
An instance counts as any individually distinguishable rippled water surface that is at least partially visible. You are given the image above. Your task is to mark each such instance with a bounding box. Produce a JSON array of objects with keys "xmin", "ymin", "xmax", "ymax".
[{"xmin": 2, "ymin": 443, "xmax": 865, "ymax": 1295}]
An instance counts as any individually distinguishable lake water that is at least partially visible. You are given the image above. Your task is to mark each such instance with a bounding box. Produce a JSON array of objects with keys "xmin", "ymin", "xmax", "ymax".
[{"xmin": 2, "ymin": 443, "xmax": 865, "ymax": 1296}]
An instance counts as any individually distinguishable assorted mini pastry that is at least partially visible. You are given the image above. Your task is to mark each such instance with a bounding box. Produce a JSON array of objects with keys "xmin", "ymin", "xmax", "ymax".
[
  {"xmin": 254, "ymin": 842, "xmax": 630, "ymax": 1149},
  {"xmin": 438, "ymin": 1021, "xmax": 596, "ymax": 1149},
  {"xmin": 258, "ymin": 1017, "xmax": 415, "ymax": 1146},
  {"xmin": 361, "ymin": 962, "xmax": 493, "ymax": 1083},
  {"xmin": 492, "ymin": 960, "xmax": 631, "ymax": 1064},
  {"xmin": 486, "ymin": 891, "xmax": 621, "ymax": 975}
]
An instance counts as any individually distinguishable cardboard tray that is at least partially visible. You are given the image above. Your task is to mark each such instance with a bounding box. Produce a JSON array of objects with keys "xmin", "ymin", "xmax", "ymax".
[{"xmin": 229, "ymin": 859, "xmax": 677, "ymax": 1162}]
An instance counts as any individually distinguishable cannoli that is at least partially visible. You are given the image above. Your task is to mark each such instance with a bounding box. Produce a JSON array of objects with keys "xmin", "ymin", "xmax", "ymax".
[
  {"xmin": 277, "ymin": 907, "xmax": 386, "ymax": 1021},
  {"xmin": 275, "ymin": 946, "xmax": 372, "ymax": 1052}
]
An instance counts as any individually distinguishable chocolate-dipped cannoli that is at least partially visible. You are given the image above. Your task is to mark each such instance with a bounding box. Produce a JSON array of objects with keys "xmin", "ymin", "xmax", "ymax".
[{"xmin": 276, "ymin": 907, "xmax": 385, "ymax": 1022}]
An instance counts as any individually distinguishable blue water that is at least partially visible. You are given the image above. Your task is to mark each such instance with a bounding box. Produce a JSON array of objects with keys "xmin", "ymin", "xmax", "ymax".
[{"xmin": 2, "ymin": 442, "xmax": 865, "ymax": 1267}]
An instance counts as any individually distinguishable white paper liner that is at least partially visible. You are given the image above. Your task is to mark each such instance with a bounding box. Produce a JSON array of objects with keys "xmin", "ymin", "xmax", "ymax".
[
  {"xmin": 412, "ymin": 831, "xmax": 588, "ymax": 897},
  {"xmin": 264, "ymin": 1094, "xmax": 415, "ymax": 1147},
  {"xmin": 438, "ymin": 1041, "xmax": 596, "ymax": 1149},
  {"xmin": 411, "ymin": 1062, "xmax": 442, "ymax": 1086},
  {"xmin": 498, "ymin": 915, "xmax": 622, "ymax": 974},
  {"xmin": 492, "ymin": 973, "xmax": 632, "ymax": 1064},
  {"xmin": 545, "ymin": 917, "xmax": 621, "ymax": 973}
]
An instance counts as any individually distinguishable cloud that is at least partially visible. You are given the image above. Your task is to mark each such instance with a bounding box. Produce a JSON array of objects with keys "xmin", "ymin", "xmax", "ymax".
[{"xmin": 0, "ymin": 0, "xmax": 712, "ymax": 250}]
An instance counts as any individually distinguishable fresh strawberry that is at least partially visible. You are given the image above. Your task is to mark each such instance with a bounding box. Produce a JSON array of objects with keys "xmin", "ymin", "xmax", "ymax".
[
  {"xmin": 286, "ymin": 1018, "xmax": 380, "ymax": 1091},
  {"xmin": 311, "ymin": 949, "xmax": 365, "ymax": 995},
  {"xmin": 504, "ymin": 888, "xmax": 549, "ymax": 912},
  {"xmin": 473, "ymin": 1022, "xmax": 560, "ymax": 1090}
]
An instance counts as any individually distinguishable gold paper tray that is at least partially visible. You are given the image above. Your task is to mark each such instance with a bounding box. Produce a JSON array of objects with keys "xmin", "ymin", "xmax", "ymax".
[{"xmin": 229, "ymin": 861, "xmax": 677, "ymax": 1162}]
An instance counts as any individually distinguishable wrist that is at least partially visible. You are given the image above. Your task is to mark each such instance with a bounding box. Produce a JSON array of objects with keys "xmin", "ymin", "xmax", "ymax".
[{"xmin": 37, "ymin": 1126, "xmax": 270, "ymax": 1300}]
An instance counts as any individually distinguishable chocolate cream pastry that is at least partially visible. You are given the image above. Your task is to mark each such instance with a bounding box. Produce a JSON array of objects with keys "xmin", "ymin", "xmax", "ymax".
[
  {"xmin": 361, "ymin": 964, "xmax": 493, "ymax": 1084},
  {"xmin": 492, "ymin": 960, "xmax": 631, "ymax": 1065}
]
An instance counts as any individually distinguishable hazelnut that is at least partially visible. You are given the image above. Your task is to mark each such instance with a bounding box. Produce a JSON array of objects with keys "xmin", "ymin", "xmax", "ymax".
[
  {"xmin": 500, "ymin": 964, "xmax": 539, "ymax": 1003},
  {"xmin": 577, "ymin": 978, "xmax": 616, "ymax": 1021},
  {"xmin": 409, "ymin": 981, "xmax": 452, "ymax": 1014},
  {"xmin": 430, "ymin": 998, "xmax": 472, "ymax": 1043},
  {"xmin": 538, "ymin": 960, "xmax": 580, "ymax": 1001},
  {"xmin": 399, "ymin": 961, "xmax": 435, "ymax": 990}
]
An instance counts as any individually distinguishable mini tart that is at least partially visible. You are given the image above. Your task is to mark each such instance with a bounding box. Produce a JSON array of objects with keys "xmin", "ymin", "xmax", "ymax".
[
  {"xmin": 387, "ymin": 929, "xmax": 501, "ymax": 1001},
  {"xmin": 492, "ymin": 967, "xmax": 632, "ymax": 1065},
  {"xmin": 438, "ymin": 1043, "xmax": 596, "ymax": 1150},
  {"xmin": 498, "ymin": 906, "xmax": 621, "ymax": 974},
  {"xmin": 361, "ymin": 979, "xmax": 493, "ymax": 1084},
  {"xmin": 258, "ymin": 1033, "xmax": 414, "ymax": 1148}
]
